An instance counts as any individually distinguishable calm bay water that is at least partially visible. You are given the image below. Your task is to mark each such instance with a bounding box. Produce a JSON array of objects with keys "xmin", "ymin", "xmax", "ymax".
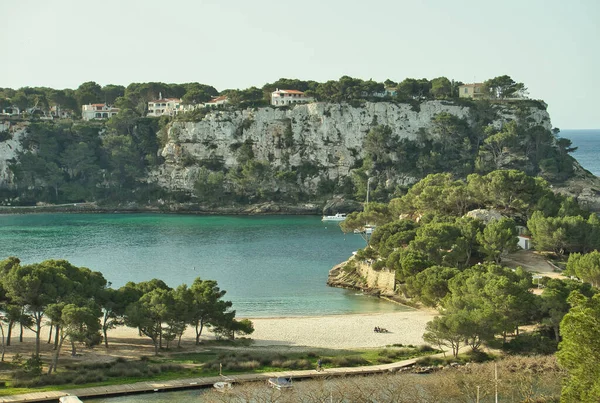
[
  {"xmin": 0, "ymin": 214, "xmax": 404, "ymax": 317},
  {"xmin": 561, "ymin": 128, "xmax": 600, "ymax": 176}
]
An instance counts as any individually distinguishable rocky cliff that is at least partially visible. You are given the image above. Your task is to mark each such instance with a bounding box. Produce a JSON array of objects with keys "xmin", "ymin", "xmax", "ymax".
[
  {"xmin": 0, "ymin": 121, "xmax": 24, "ymax": 192},
  {"xmin": 3, "ymin": 100, "xmax": 598, "ymax": 212},
  {"xmin": 149, "ymin": 100, "xmax": 552, "ymax": 194},
  {"xmin": 327, "ymin": 258, "xmax": 397, "ymax": 297}
]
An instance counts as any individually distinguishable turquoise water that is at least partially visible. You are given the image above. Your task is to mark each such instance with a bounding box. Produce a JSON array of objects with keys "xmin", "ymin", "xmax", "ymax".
[
  {"xmin": 0, "ymin": 214, "xmax": 404, "ymax": 317},
  {"xmin": 561, "ymin": 129, "xmax": 600, "ymax": 176}
]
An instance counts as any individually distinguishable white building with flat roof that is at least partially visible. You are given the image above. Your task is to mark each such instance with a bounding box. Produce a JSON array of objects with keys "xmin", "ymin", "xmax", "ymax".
[
  {"xmin": 81, "ymin": 104, "xmax": 119, "ymax": 120},
  {"xmin": 271, "ymin": 89, "xmax": 313, "ymax": 106},
  {"xmin": 147, "ymin": 97, "xmax": 184, "ymax": 117}
]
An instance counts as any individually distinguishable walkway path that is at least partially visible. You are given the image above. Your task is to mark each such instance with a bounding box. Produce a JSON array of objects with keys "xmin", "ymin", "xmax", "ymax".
[{"xmin": 0, "ymin": 358, "xmax": 419, "ymax": 402}]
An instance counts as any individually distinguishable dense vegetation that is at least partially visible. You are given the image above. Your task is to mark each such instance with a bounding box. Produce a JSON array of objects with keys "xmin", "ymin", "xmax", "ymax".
[
  {"xmin": 0, "ymin": 75, "xmax": 579, "ymax": 208},
  {"xmin": 340, "ymin": 169, "xmax": 600, "ymax": 401},
  {"xmin": 0, "ymin": 257, "xmax": 252, "ymax": 376}
]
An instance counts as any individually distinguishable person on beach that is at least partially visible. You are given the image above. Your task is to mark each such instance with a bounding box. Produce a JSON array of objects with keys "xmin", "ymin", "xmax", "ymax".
[{"xmin": 317, "ymin": 358, "xmax": 323, "ymax": 372}]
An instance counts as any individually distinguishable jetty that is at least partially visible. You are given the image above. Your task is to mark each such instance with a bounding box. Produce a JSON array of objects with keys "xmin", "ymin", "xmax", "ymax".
[{"xmin": 0, "ymin": 358, "xmax": 419, "ymax": 402}]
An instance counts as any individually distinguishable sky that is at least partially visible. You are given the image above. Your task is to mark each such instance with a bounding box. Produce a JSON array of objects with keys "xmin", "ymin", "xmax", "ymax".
[{"xmin": 0, "ymin": 0, "xmax": 598, "ymax": 129}]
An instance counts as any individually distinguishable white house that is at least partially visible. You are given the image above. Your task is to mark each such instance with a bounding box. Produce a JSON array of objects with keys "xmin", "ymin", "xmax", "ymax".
[
  {"xmin": 147, "ymin": 97, "xmax": 183, "ymax": 117},
  {"xmin": 271, "ymin": 89, "xmax": 313, "ymax": 106},
  {"xmin": 203, "ymin": 95, "xmax": 228, "ymax": 108},
  {"xmin": 81, "ymin": 104, "xmax": 119, "ymax": 121}
]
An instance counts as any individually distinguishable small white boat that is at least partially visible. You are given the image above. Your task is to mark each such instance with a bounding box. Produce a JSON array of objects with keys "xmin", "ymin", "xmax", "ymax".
[
  {"xmin": 268, "ymin": 377, "xmax": 293, "ymax": 390},
  {"xmin": 59, "ymin": 397, "xmax": 84, "ymax": 403},
  {"xmin": 321, "ymin": 213, "xmax": 347, "ymax": 222},
  {"xmin": 213, "ymin": 380, "xmax": 233, "ymax": 393}
]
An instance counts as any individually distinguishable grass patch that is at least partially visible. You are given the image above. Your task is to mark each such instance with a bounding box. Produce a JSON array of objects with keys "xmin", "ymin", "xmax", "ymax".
[{"xmin": 1, "ymin": 345, "xmax": 440, "ymax": 395}]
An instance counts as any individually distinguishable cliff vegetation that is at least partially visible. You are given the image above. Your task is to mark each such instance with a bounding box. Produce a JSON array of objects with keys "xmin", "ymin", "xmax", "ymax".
[{"xmin": 0, "ymin": 76, "xmax": 592, "ymax": 211}]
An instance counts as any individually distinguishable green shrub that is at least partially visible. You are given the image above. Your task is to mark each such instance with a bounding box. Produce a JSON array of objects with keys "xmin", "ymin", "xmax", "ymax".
[
  {"xmin": 502, "ymin": 332, "xmax": 558, "ymax": 355},
  {"xmin": 331, "ymin": 356, "xmax": 369, "ymax": 367}
]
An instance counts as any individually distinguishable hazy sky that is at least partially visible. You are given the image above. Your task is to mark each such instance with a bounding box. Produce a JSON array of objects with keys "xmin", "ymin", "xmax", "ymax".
[{"xmin": 1, "ymin": 0, "xmax": 598, "ymax": 129}]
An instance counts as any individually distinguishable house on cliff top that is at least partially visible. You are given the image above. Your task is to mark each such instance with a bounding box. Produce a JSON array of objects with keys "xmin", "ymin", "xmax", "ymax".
[
  {"xmin": 81, "ymin": 104, "xmax": 119, "ymax": 120},
  {"xmin": 459, "ymin": 83, "xmax": 485, "ymax": 99},
  {"xmin": 271, "ymin": 89, "xmax": 314, "ymax": 106},
  {"xmin": 147, "ymin": 96, "xmax": 183, "ymax": 117}
]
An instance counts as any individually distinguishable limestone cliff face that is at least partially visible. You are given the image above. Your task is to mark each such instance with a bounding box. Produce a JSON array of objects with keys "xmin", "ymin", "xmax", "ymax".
[
  {"xmin": 0, "ymin": 100, "xmax": 554, "ymax": 198},
  {"xmin": 150, "ymin": 101, "xmax": 552, "ymax": 193},
  {"xmin": 327, "ymin": 259, "xmax": 396, "ymax": 296},
  {"xmin": 0, "ymin": 121, "xmax": 25, "ymax": 190}
]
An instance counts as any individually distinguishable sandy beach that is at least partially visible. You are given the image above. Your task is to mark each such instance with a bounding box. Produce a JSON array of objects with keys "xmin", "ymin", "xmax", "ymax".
[
  {"xmin": 244, "ymin": 311, "xmax": 436, "ymax": 349},
  {"xmin": 98, "ymin": 310, "xmax": 437, "ymax": 350},
  {"xmin": 4, "ymin": 310, "xmax": 437, "ymax": 365}
]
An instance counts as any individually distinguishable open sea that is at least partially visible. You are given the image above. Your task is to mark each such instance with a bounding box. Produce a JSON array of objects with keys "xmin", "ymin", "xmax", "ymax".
[{"xmin": 561, "ymin": 129, "xmax": 600, "ymax": 176}]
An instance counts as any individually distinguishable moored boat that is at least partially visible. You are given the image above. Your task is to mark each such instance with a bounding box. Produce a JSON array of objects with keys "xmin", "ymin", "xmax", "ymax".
[
  {"xmin": 321, "ymin": 213, "xmax": 347, "ymax": 222},
  {"xmin": 213, "ymin": 380, "xmax": 233, "ymax": 393},
  {"xmin": 268, "ymin": 376, "xmax": 293, "ymax": 389},
  {"xmin": 59, "ymin": 397, "xmax": 84, "ymax": 403}
]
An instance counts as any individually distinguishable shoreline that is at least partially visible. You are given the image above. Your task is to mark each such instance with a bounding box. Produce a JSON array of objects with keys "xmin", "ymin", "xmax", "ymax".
[
  {"xmin": 233, "ymin": 310, "xmax": 436, "ymax": 349},
  {"xmin": 0, "ymin": 201, "xmax": 326, "ymax": 216}
]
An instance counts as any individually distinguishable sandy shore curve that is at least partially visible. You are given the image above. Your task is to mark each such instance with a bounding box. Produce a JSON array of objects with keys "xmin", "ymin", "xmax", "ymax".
[{"xmin": 243, "ymin": 311, "xmax": 436, "ymax": 349}]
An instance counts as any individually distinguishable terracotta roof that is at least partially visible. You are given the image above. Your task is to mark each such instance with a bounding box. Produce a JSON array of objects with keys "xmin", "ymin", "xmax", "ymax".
[
  {"xmin": 274, "ymin": 89, "xmax": 305, "ymax": 95},
  {"xmin": 206, "ymin": 96, "xmax": 228, "ymax": 103},
  {"xmin": 91, "ymin": 103, "xmax": 106, "ymax": 106}
]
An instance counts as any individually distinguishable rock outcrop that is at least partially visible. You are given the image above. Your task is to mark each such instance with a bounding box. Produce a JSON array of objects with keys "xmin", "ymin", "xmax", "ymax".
[
  {"xmin": 149, "ymin": 100, "xmax": 552, "ymax": 194},
  {"xmin": 328, "ymin": 259, "xmax": 396, "ymax": 296}
]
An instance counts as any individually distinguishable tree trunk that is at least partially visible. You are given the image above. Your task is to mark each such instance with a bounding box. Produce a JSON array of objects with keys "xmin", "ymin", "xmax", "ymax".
[
  {"xmin": 48, "ymin": 331, "xmax": 66, "ymax": 374},
  {"xmin": 0, "ymin": 324, "xmax": 5, "ymax": 362},
  {"xmin": 53, "ymin": 325, "xmax": 60, "ymax": 350},
  {"xmin": 195, "ymin": 322, "xmax": 204, "ymax": 345},
  {"xmin": 34, "ymin": 317, "xmax": 42, "ymax": 357},
  {"xmin": 71, "ymin": 339, "xmax": 77, "ymax": 356},
  {"xmin": 102, "ymin": 313, "xmax": 110, "ymax": 349},
  {"xmin": 19, "ymin": 323, "xmax": 23, "ymax": 343},
  {"xmin": 103, "ymin": 326, "xmax": 109, "ymax": 349},
  {"xmin": 153, "ymin": 338, "xmax": 159, "ymax": 356},
  {"xmin": 554, "ymin": 325, "xmax": 560, "ymax": 342},
  {"xmin": 47, "ymin": 324, "xmax": 53, "ymax": 344},
  {"xmin": 6, "ymin": 322, "xmax": 12, "ymax": 346}
]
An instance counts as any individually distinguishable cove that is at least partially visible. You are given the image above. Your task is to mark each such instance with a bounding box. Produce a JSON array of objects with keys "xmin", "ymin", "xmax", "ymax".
[{"xmin": 0, "ymin": 213, "xmax": 406, "ymax": 317}]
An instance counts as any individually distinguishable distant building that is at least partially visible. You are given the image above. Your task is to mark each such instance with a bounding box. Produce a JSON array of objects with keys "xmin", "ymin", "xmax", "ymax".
[
  {"xmin": 373, "ymin": 87, "xmax": 398, "ymax": 98},
  {"xmin": 518, "ymin": 235, "xmax": 532, "ymax": 250},
  {"xmin": 147, "ymin": 97, "xmax": 183, "ymax": 117},
  {"xmin": 271, "ymin": 89, "xmax": 314, "ymax": 106},
  {"xmin": 516, "ymin": 225, "xmax": 532, "ymax": 250},
  {"xmin": 50, "ymin": 106, "xmax": 72, "ymax": 119},
  {"xmin": 1, "ymin": 106, "xmax": 20, "ymax": 116},
  {"xmin": 203, "ymin": 95, "xmax": 229, "ymax": 108},
  {"xmin": 459, "ymin": 83, "xmax": 485, "ymax": 99},
  {"xmin": 81, "ymin": 104, "xmax": 119, "ymax": 121}
]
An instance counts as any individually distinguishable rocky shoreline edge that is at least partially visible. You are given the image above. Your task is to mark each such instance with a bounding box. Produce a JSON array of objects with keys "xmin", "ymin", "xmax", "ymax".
[
  {"xmin": 0, "ymin": 201, "xmax": 325, "ymax": 215},
  {"xmin": 0, "ymin": 196, "xmax": 365, "ymax": 216}
]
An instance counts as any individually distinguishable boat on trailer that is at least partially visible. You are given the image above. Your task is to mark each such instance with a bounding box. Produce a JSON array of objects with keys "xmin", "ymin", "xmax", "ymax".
[{"xmin": 268, "ymin": 377, "xmax": 293, "ymax": 390}]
